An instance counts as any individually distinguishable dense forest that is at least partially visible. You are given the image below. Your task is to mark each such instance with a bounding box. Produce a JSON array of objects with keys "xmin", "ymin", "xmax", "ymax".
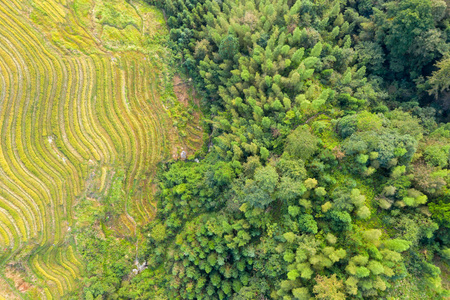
[{"xmin": 81, "ymin": 0, "xmax": 450, "ymax": 299}]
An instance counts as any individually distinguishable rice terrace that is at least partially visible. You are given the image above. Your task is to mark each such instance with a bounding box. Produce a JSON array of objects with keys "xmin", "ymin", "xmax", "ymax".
[
  {"xmin": 0, "ymin": 0, "xmax": 202, "ymax": 297},
  {"xmin": 2, "ymin": 0, "xmax": 450, "ymax": 299}
]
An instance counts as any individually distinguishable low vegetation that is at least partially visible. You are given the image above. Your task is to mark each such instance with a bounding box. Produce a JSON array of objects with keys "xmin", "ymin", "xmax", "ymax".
[{"xmin": 0, "ymin": 0, "xmax": 201, "ymax": 298}]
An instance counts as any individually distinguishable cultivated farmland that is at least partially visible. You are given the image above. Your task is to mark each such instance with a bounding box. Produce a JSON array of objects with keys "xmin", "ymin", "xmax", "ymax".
[{"xmin": 0, "ymin": 0, "xmax": 202, "ymax": 297}]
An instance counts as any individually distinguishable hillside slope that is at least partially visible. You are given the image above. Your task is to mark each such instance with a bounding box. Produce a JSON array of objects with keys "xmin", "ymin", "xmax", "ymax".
[{"xmin": 0, "ymin": 0, "xmax": 201, "ymax": 298}]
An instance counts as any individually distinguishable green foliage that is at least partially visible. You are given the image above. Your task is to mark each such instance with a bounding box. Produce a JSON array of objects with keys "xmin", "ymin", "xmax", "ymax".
[
  {"xmin": 383, "ymin": 0, "xmax": 446, "ymax": 78},
  {"xmin": 424, "ymin": 144, "xmax": 450, "ymax": 168},
  {"xmin": 327, "ymin": 210, "xmax": 352, "ymax": 231},
  {"xmin": 428, "ymin": 56, "xmax": 450, "ymax": 98},
  {"xmin": 285, "ymin": 126, "xmax": 319, "ymax": 161},
  {"xmin": 356, "ymin": 205, "xmax": 371, "ymax": 219},
  {"xmin": 304, "ymin": 178, "xmax": 318, "ymax": 190},
  {"xmin": 6, "ymin": 0, "xmax": 450, "ymax": 298},
  {"xmin": 384, "ymin": 239, "xmax": 411, "ymax": 252},
  {"xmin": 150, "ymin": 223, "xmax": 166, "ymax": 242},
  {"xmin": 244, "ymin": 165, "xmax": 279, "ymax": 208},
  {"xmin": 343, "ymin": 130, "xmax": 417, "ymax": 171},
  {"xmin": 387, "ymin": 109, "xmax": 424, "ymax": 140},
  {"xmin": 429, "ymin": 201, "xmax": 450, "ymax": 228},
  {"xmin": 219, "ymin": 35, "xmax": 239, "ymax": 60},
  {"xmin": 298, "ymin": 214, "xmax": 318, "ymax": 234},
  {"xmin": 75, "ymin": 196, "xmax": 135, "ymax": 299},
  {"xmin": 141, "ymin": 0, "xmax": 450, "ymax": 299}
]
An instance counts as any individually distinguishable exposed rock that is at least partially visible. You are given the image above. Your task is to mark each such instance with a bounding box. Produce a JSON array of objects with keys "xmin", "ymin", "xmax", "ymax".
[{"xmin": 132, "ymin": 260, "xmax": 147, "ymax": 276}]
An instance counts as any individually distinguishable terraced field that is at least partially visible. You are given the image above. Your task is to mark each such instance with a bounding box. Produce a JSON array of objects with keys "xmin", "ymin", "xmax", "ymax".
[{"xmin": 0, "ymin": 0, "xmax": 202, "ymax": 297}]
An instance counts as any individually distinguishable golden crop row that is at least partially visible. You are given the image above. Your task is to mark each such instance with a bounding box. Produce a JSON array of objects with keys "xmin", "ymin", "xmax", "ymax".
[
  {"xmin": 0, "ymin": 0, "xmax": 191, "ymax": 297},
  {"xmin": 0, "ymin": 5, "xmax": 77, "ymax": 291},
  {"xmin": 31, "ymin": 253, "xmax": 64, "ymax": 297}
]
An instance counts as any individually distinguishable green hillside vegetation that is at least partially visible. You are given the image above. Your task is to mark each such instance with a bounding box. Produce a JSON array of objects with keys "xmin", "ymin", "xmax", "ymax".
[
  {"xmin": 0, "ymin": 0, "xmax": 202, "ymax": 298},
  {"xmin": 2, "ymin": 0, "xmax": 450, "ymax": 299},
  {"xmin": 107, "ymin": 0, "xmax": 450, "ymax": 299}
]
